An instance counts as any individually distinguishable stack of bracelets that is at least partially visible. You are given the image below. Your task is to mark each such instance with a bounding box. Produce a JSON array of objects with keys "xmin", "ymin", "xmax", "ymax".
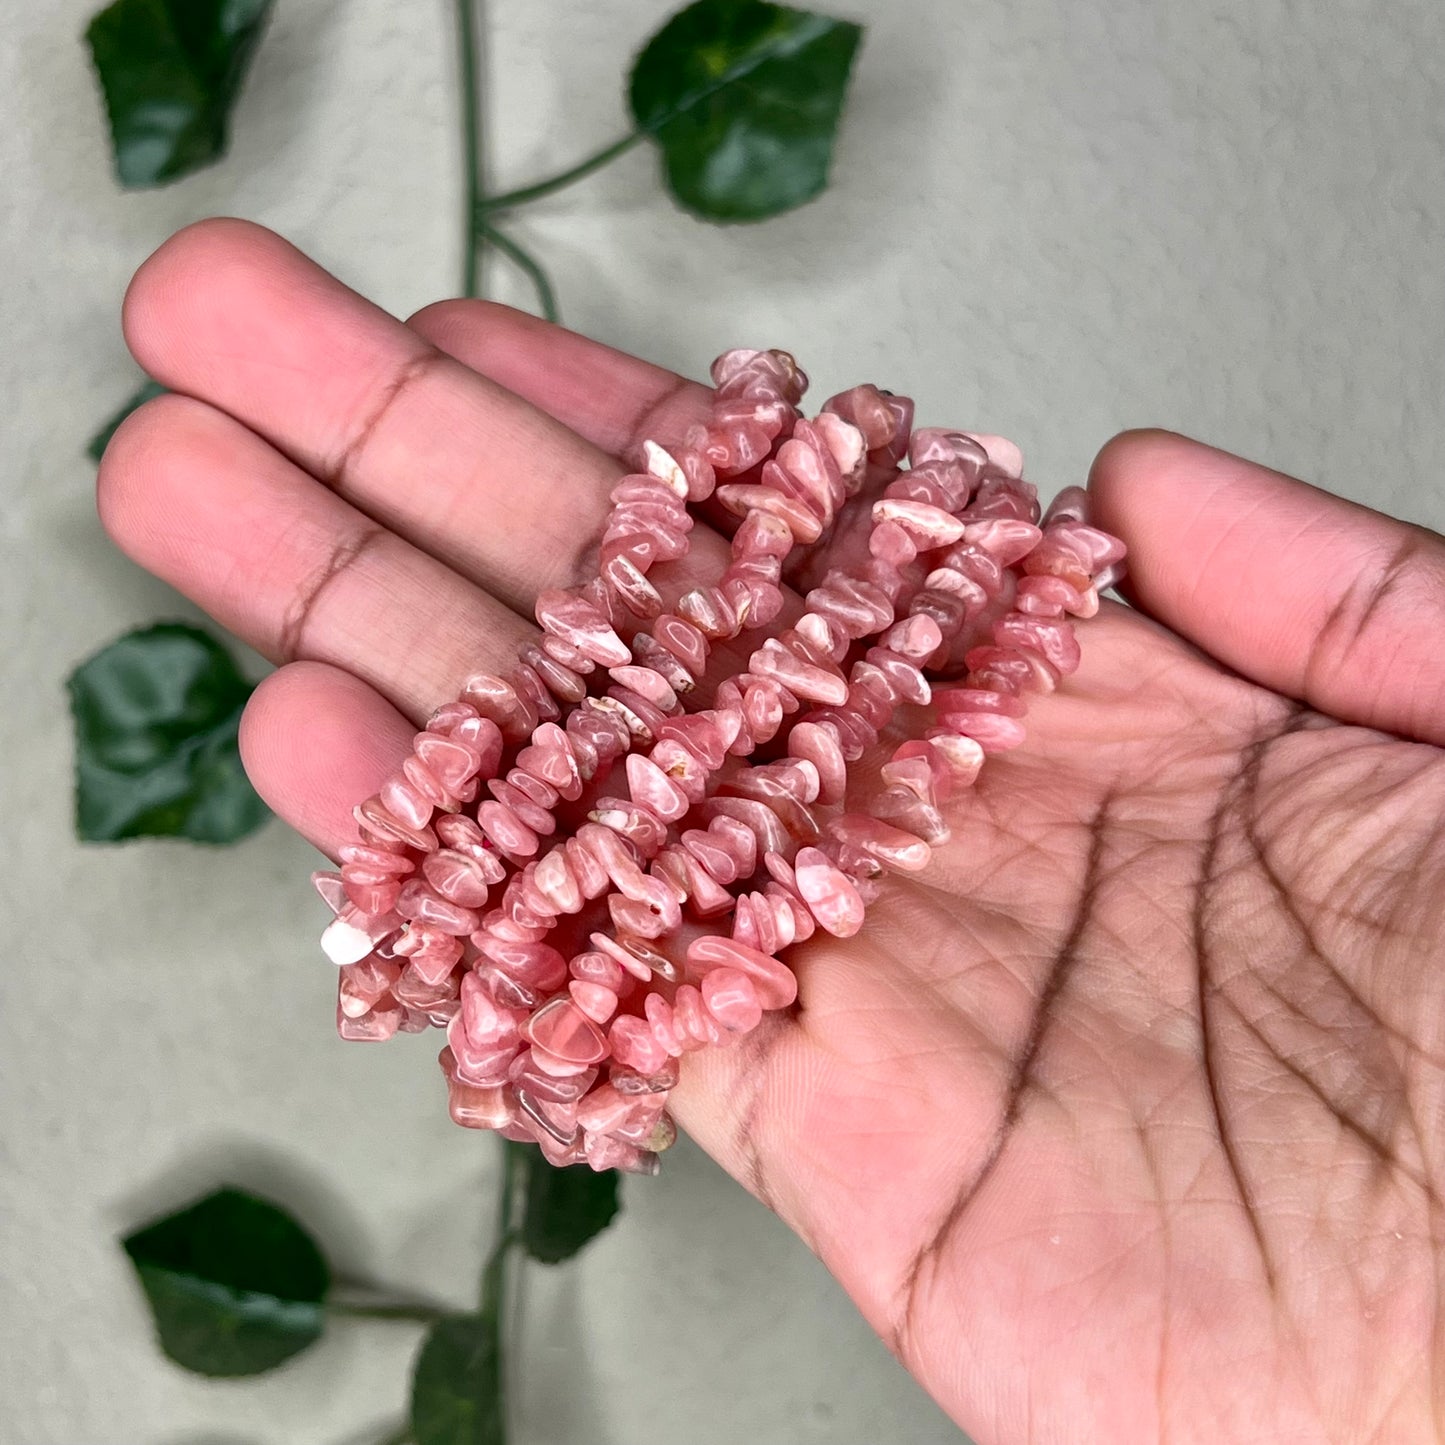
[{"xmin": 311, "ymin": 348, "xmax": 1127, "ymax": 1175}]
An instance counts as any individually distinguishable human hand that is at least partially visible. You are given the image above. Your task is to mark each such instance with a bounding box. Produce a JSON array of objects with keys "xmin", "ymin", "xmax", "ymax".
[{"xmin": 99, "ymin": 219, "xmax": 1445, "ymax": 1444}]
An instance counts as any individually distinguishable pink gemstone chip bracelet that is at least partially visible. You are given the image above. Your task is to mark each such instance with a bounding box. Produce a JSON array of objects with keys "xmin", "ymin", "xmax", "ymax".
[{"xmin": 310, "ymin": 349, "xmax": 1127, "ymax": 1174}]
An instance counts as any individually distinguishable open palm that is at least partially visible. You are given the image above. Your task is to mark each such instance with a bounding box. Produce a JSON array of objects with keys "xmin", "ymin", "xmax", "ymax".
[{"xmin": 100, "ymin": 220, "xmax": 1445, "ymax": 1444}]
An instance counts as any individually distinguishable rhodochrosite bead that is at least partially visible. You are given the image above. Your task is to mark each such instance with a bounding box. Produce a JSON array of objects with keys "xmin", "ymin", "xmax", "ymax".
[{"xmin": 313, "ymin": 347, "xmax": 1124, "ymax": 1172}]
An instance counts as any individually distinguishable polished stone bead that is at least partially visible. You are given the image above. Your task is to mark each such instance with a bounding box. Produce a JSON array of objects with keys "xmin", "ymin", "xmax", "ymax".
[
  {"xmin": 625, "ymin": 753, "xmax": 690, "ymax": 822},
  {"xmin": 534, "ymin": 588, "xmax": 632, "ymax": 667},
  {"xmin": 395, "ymin": 878, "xmax": 480, "ymax": 935},
  {"xmin": 701, "ymin": 967, "xmax": 763, "ymax": 1034},
  {"xmin": 609, "ymin": 1013, "xmax": 670, "ymax": 1074},
  {"xmin": 588, "ymin": 930, "xmax": 679, "ymax": 985},
  {"xmin": 338, "ymin": 956, "xmax": 402, "ymax": 1019},
  {"xmin": 827, "ymin": 813, "xmax": 933, "ymax": 872},
  {"xmin": 487, "ymin": 777, "xmax": 555, "ymax": 835},
  {"xmin": 786, "ymin": 721, "xmax": 847, "ymax": 805},
  {"xmin": 523, "ymin": 997, "xmax": 609, "ymax": 1066},
  {"xmin": 872, "ymin": 498, "xmax": 966, "ymax": 547},
  {"xmin": 569, "ymin": 979, "xmax": 619, "ymax": 1025},
  {"xmin": 476, "ymin": 800, "xmax": 540, "ymax": 861},
  {"xmin": 459, "ymin": 672, "xmax": 535, "ymax": 742},
  {"xmin": 420, "ymin": 850, "xmax": 492, "ymax": 908},
  {"xmin": 686, "ymin": 935, "xmax": 797, "ymax": 1010},
  {"xmin": 793, "ymin": 847, "xmax": 866, "ymax": 938}
]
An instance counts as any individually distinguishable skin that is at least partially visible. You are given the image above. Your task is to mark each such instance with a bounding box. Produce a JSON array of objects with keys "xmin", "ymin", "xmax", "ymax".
[{"xmin": 98, "ymin": 219, "xmax": 1445, "ymax": 1445}]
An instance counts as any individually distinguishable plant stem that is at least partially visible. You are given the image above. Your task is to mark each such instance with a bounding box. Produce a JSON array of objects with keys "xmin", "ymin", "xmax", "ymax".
[
  {"xmin": 455, "ymin": 0, "xmax": 486, "ymax": 298},
  {"xmin": 482, "ymin": 1142, "xmax": 523, "ymax": 1315},
  {"xmin": 479, "ymin": 223, "xmax": 560, "ymax": 323},
  {"xmin": 329, "ymin": 1298, "xmax": 449, "ymax": 1325},
  {"xmin": 480, "ymin": 1225, "xmax": 523, "ymax": 1307},
  {"xmin": 477, "ymin": 132, "xmax": 644, "ymax": 215},
  {"xmin": 476, "ymin": 1142, "xmax": 525, "ymax": 1439}
]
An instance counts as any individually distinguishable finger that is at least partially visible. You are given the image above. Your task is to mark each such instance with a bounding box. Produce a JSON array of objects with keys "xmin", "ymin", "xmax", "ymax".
[
  {"xmin": 98, "ymin": 391, "xmax": 534, "ymax": 723},
  {"xmin": 240, "ymin": 662, "xmax": 410, "ymax": 857},
  {"xmin": 1089, "ymin": 429, "xmax": 1445, "ymax": 746},
  {"xmin": 122, "ymin": 219, "xmax": 734, "ymax": 616},
  {"xmin": 406, "ymin": 298, "xmax": 714, "ymax": 463}
]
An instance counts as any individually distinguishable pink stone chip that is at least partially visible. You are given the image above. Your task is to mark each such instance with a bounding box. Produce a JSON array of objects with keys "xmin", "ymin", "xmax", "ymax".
[
  {"xmin": 686, "ymin": 935, "xmax": 797, "ymax": 1010},
  {"xmin": 793, "ymin": 847, "xmax": 866, "ymax": 938},
  {"xmin": 924, "ymin": 732, "xmax": 987, "ymax": 786},
  {"xmin": 749, "ymin": 638, "xmax": 848, "ymax": 705},
  {"xmin": 625, "ymin": 752, "xmax": 690, "ymax": 822},
  {"xmin": 569, "ymin": 979, "xmax": 619, "ymax": 1025},
  {"xmin": 609, "ymin": 1013, "xmax": 670, "ymax": 1074},
  {"xmin": 575, "ymin": 1082, "xmax": 635, "ymax": 1135},
  {"xmin": 700, "ymin": 967, "xmax": 763, "ymax": 1034},
  {"xmin": 534, "ymin": 588, "xmax": 632, "ymax": 667},
  {"xmin": 872, "ymin": 498, "xmax": 966, "ymax": 547},
  {"xmin": 444, "ymin": 1071, "xmax": 517, "ymax": 1131},
  {"xmin": 827, "ymin": 814, "xmax": 933, "ymax": 873},
  {"xmin": 786, "ymin": 721, "xmax": 847, "ymax": 806},
  {"xmin": 415, "ymin": 731, "xmax": 488, "ymax": 795},
  {"xmin": 532, "ymin": 848, "xmax": 583, "ymax": 914},
  {"xmin": 962, "ymin": 432, "xmax": 1024, "ymax": 478},
  {"xmin": 932, "ymin": 709, "xmax": 1028, "ymax": 752},
  {"xmin": 421, "ymin": 849, "xmax": 492, "ymax": 908},
  {"xmin": 523, "ymin": 997, "xmax": 610, "ymax": 1066},
  {"xmin": 460, "ymin": 972, "xmax": 524, "ymax": 1049}
]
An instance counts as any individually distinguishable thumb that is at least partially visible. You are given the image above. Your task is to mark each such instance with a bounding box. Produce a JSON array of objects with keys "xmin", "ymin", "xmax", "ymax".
[{"xmin": 1088, "ymin": 429, "xmax": 1445, "ymax": 747}]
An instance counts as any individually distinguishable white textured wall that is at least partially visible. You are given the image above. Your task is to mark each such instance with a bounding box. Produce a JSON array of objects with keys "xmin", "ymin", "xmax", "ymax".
[{"xmin": 2, "ymin": 1, "xmax": 1442, "ymax": 1442}]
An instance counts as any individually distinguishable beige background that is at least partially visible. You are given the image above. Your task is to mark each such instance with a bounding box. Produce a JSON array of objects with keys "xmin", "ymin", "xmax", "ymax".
[{"xmin": 2, "ymin": 0, "xmax": 1442, "ymax": 1442}]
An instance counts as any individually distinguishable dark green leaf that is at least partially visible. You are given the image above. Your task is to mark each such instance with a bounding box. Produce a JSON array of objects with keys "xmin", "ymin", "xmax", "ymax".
[
  {"xmin": 88, "ymin": 378, "xmax": 167, "ymax": 462},
  {"xmin": 628, "ymin": 0, "xmax": 863, "ymax": 222},
  {"xmin": 122, "ymin": 1187, "xmax": 329, "ymax": 1377},
  {"xmin": 67, "ymin": 622, "xmax": 269, "ymax": 843},
  {"xmin": 517, "ymin": 1145, "xmax": 620, "ymax": 1264},
  {"xmin": 84, "ymin": 0, "xmax": 273, "ymax": 187},
  {"xmin": 410, "ymin": 1313, "xmax": 505, "ymax": 1445}
]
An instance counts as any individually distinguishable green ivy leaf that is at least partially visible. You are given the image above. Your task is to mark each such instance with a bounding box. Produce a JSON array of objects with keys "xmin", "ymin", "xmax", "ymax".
[
  {"xmin": 122, "ymin": 1187, "xmax": 330, "ymax": 1377},
  {"xmin": 517, "ymin": 1145, "xmax": 621, "ymax": 1264},
  {"xmin": 628, "ymin": 0, "xmax": 863, "ymax": 222},
  {"xmin": 410, "ymin": 1313, "xmax": 505, "ymax": 1445},
  {"xmin": 88, "ymin": 378, "xmax": 167, "ymax": 462},
  {"xmin": 84, "ymin": 0, "xmax": 273, "ymax": 188},
  {"xmin": 67, "ymin": 622, "xmax": 269, "ymax": 844}
]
